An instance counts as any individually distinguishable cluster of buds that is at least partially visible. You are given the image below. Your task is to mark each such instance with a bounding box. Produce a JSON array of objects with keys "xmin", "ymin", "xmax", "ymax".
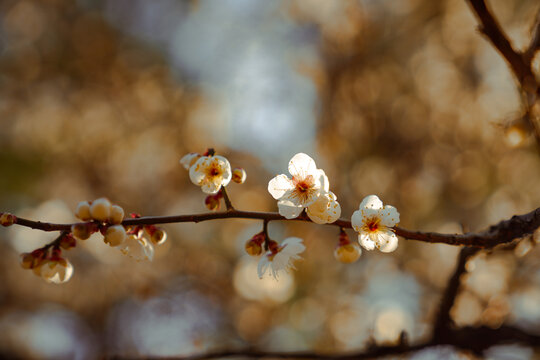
[
  {"xmin": 0, "ymin": 212, "xmax": 16, "ymax": 227},
  {"xmin": 71, "ymin": 198, "xmax": 125, "ymax": 242},
  {"xmin": 180, "ymin": 149, "xmax": 246, "ymax": 210},
  {"xmin": 72, "ymin": 200, "xmax": 167, "ymax": 261},
  {"xmin": 20, "ymin": 239, "xmax": 74, "ymax": 284}
]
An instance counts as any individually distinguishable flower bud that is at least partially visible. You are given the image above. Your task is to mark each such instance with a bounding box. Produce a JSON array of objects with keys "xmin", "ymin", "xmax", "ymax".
[
  {"xmin": 150, "ymin": 228, "xmax": 167, "ymax": 245},
  {"xmin": 245, "ymin": 240, "xmax": 263, "ymax": 256},
  {"xmin": 205, "ymin": 193, "xmax": 223, "ymax": 211},
  {"xmin": 75, "ymin": 201, "xmax": 92, "ymax": 221},
  {"xmin": 245, "ymin": 231, "xmax": 266, "ymax": 256},
  {"xmin": 71, "ymin": 223, "xmax": 92, "ymax": 240},
  {"xmin": 334, "ymin": 243, "xmax": 362, "ymax": 263},
  {"xmin": 232, "ymin": 168, "xmax": 247, "ymax": 184},
  {"xmin": 60, "ymin": 234, "xmax": 77, "ymax": 250},
  {"xmin": 20, "ymin": 252, "xmax": 35, "ymax": 269},
  {"xmin": 90, "ymin": 198, "xmax": 111, "ymax": 222},
  {"xmin": 109, "ymin": 205, "xmax": 125, "ymax": 225},
  {"xmin": 41, "ymin": 258, "xmax": 74, "ymax": 284},
  {"xmin": 0, "ymin": 213, "xmax": 16, "ymax": 227},
  {"xmin": 104, "ymin": 225, "xmax": 127, "ymax": 247}
]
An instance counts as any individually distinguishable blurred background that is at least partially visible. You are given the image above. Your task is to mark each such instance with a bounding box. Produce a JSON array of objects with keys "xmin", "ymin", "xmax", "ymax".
[{"xmin": 0, "ymin": 0, "xmax": 540, "ymax": 358}]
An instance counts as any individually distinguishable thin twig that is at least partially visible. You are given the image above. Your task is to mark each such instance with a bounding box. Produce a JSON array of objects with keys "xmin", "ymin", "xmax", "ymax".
[
  {"xmin": 220, "ymin": 187, "xmax": 234, "ymax": 211},
  {"xmin": 8, "ymin": 206, "xmax": 540, "ymax": 248}
]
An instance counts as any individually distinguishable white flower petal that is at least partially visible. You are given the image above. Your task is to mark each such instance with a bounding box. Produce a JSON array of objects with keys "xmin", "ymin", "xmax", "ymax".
[
  {"xmin": 361, "ymin": 207, "xmax": 381, "ymax": 220},
  {"xmin": 307, "ymin": 191, "xmax": 341, "ymax": 224},
  {"xmin": 268, "ymin": 174, "xmax": 295, "ymax": 199},
  {"xmin": 278, "ymin": 200, "xmax": 304, "ymax": 219},
  {"xmin": 379, "ymin": 232, "xmax": 399, "ymax": 253},
  {"xmin": 380, "ymin": 205, "xmax": 400, "ymax": 227},
  {"xmin": 319, "ymin": 171, "xmax": 330, "ymax": 194},
  {"xmin": 214, "ymin": 155, "xmax": 232, "ymax": 185},
  {"xmin": 180, "ymin": 153, "xmax": 200, "ymax": 170},
  {"xmin": 359, "ymin": 233, "xmax": 376, "ymax": 250},
  {"xmin": 41, "ymin": 260, "xmax": 73, "ymax": 284},
  {"xmin": 359, "ymin": 195, "xmax": 383, "ymax": 210},
  {"xmin": 257, "ymin": 255, "xmax": 271, "ymax": 279},
  {"xmin": 200, "ymin": 180, "xmax": 222, "ymax": 194},
  {"xmin": 281, "ymin": 237, "xmax": 306, "ymax": 254},
  {"xmin": 119, "ymin": 235, "xmax": 154, "ymax": 262},
  {"xmin": 351, "ymin": 209, "xmax": 364, "ymax": 231},
  {"xmin": 288, "ymin": 153, "xmax": 317, "ymax": 177},
  {"xmin": 189, "ymin": 156, "xmax": 209, "ymax": 186}
]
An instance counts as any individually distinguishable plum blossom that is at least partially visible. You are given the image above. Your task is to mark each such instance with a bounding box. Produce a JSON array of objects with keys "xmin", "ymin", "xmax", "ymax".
[
  {"xmin": 119, "ymin": 234, "xmax": 154, "ymax": 261},
  {"xmin": 306, "ymin": 191, "xmax": 341, "ymax": 224},
  {"xmin": 351, "ymin": 195, "xmax": 400, "ymax": 253},
  {"xmin": 258, "ymin": 237, "xmax": 305, "ymax": 279},
  {"xmin": 40, "ymin": 257, "xmax": 74, "ymax": 284},
  {"xmin": 268, "ymin": 153, "xmax": 330, "ymax": 219},
  {"xmin": 189, "ymin": 155, "xmax": 232, "ymax": 194}
]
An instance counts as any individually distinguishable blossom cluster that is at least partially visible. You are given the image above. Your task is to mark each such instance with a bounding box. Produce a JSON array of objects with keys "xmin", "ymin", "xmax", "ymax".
[
  {"xmin": 13, "ymin": 149, "xmax": 401, "ymax": 284},
  {"xmin": 20, "ymin": 235, "xmax": 76, "ymax": 284},
  {"xmin": 268, "ymin": 153, "xmax": 341, "ymax": 223},
  {"xmin": 241, "ymin": 153, "xmax": 401, "ymax": 280},
  {"xmin": 18, "ymin": 198, "xmax": 168, "ymax": 283},
  {"xmin": 71, "ymin": 198, "xmax": 166, "ymax": 261},
  {"xmin": 180, "ymin": 149, "xmax": 246, "ymax": 210}
]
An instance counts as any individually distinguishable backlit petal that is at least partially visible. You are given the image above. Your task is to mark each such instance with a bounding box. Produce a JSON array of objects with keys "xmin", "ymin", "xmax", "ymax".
[
  {"xmin": 278, "ymin": 200, "xmax": 304, "ymax": 219},
  {"xmin": 288, "ymin": 153, "xmax": 317, "ymax": 177},
  {"xmin": 379, "ymin": 232, "xmax": 399, "ymax": 253},
  {"xmin": 359, "ymin": 195, "xmax": 383, "ymax": 210},
  {"xmin": 268, "ymin": 174, "xmax": 294, "ymax": 199},
  {"xmin": 359, "ymin": 233, "xmax": 376, "ymax": 250},
  {"xmin": 380, "ymin": 205, "xmax": 400, "ymax": 227}
]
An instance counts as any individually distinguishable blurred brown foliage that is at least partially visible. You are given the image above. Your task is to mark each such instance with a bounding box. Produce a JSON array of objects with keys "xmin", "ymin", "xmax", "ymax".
[{"xmin": 0, "ymin": 0, "xmax": 539, "ymax": 358}]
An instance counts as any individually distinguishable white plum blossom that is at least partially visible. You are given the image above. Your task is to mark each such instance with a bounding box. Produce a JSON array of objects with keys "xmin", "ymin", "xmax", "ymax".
[
  {"xmin": 40, "ymin": 258, "xmax": 74, "ymax": 284},
  {"xmin": 306, "ymin": 191, "xmax": 341, "ymax": 224},
  {"xmin": 268, "ymin": 153, "xmax": 330, "ymax": 219},
  {"xmin": 119, "ymin": 234, "xmax": 155, "ymax": 261},
  {"xmin": 189, "ymin": 155, "xmax": 232, "ymax": 194},
  {"xmin": 351, "ymin": 195, "xmax": 400, "ymax": 253},
  {"xmin": 258, "ymin": 237, "xmax": 305, "ymax": 280}
]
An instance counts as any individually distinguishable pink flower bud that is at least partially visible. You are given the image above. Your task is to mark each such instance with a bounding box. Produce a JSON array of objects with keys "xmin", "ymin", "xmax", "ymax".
[
  {"xmin": 0, "ymin": 213, "xmax": 16, "ymax": 227},
  {"xmin": 231, "ymin": 168, "xmax": 247, "ymax": 184}
]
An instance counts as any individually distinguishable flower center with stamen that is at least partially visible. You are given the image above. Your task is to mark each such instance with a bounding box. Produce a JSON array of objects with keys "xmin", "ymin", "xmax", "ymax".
[
  {"xmin": 293, "ymin": 175, "xmax": 314, "ymax": 193},
  {"xmin": 208, "ymin": 165, "xmax": 221, "ymax": 177},
  {"xmin": 365, "ymin": 217, "xmax": 380, "ymax": 232}
]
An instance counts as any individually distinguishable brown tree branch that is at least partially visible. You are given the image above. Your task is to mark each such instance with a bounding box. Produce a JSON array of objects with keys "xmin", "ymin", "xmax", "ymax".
[
  {"xmin": 524, "ymin": 8, "xmax": 540, "ymax": 64},
  {"xmin": 465, "ymin": 0, "xmax": 538, "ymax": 93},
  {"xmin": 466, "ymin": 0, "xmax": 540, "ymax": 146},
  {"xmin": 433, "ymin": 247, "xmax": 479, "ymax": 340},
  {"xmin": 8, "ymin": 206, "xmax": 540, "ymax": 248},
  {"xmin": 108, "ymin": 323, "xmax": 540, "ymax": 360}
]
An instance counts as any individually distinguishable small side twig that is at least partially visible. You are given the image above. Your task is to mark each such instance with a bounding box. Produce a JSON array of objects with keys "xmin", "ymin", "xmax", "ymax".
[{"xmin": 220, "ymin": 187, "xmax": 234, "ymax": 211}]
